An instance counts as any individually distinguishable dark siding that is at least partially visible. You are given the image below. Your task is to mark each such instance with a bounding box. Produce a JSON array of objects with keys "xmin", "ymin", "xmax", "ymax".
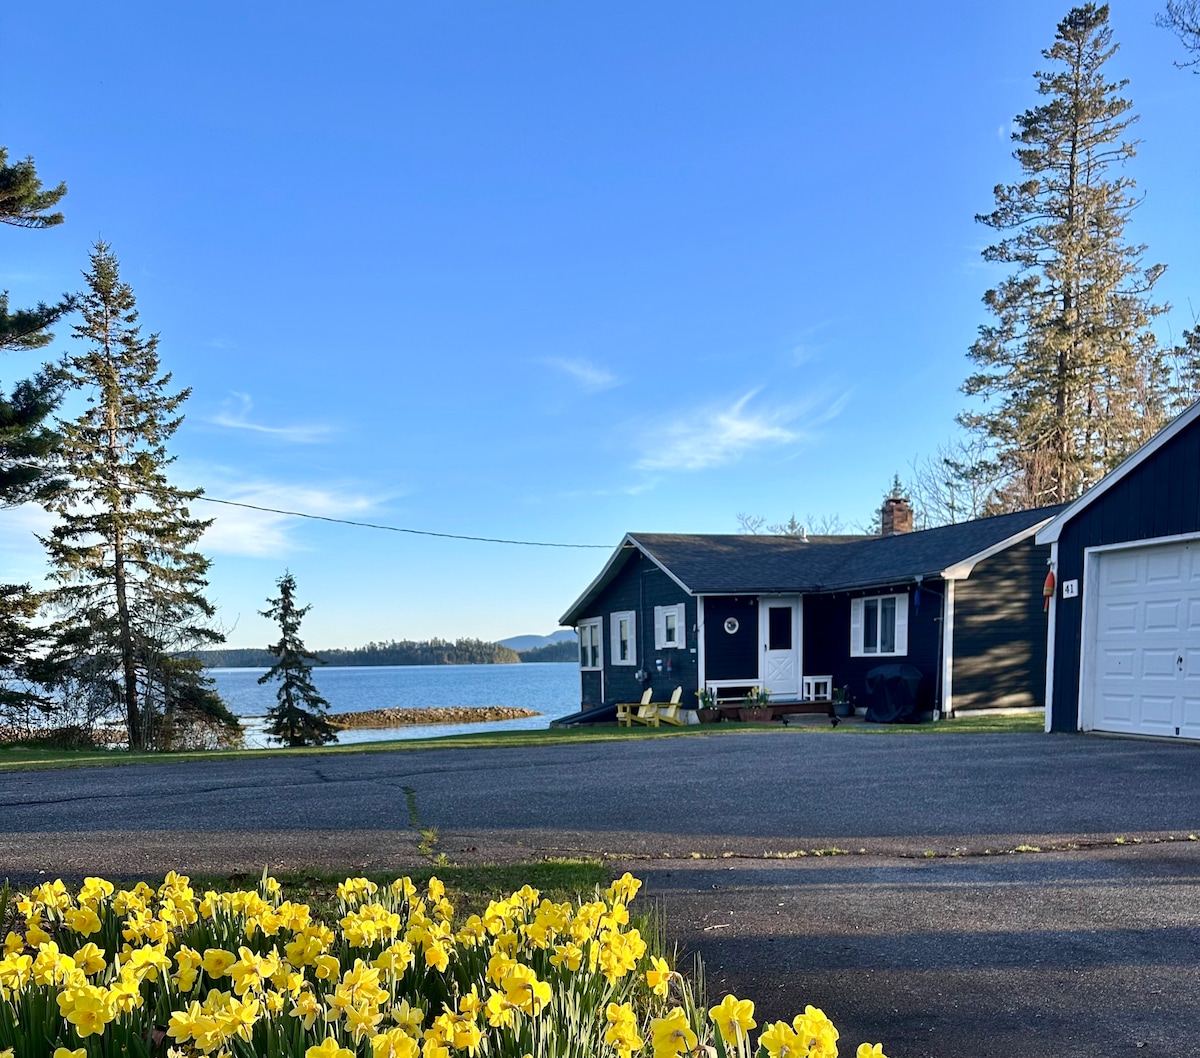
[
  {"xmin": 802, "ymin": 583, "xmax": 942, "ymax": 714},
  {"xmin": 1051, "ymin": 416, "xmax": 1200, "ymax": 730},
  {"xmin": 573, "ymin": 550, "xmax": 698, "ymax": 710},
  {"xmin": 702, "ymin": 596, "xmax": 760, "ymax": 680},
  {"xmin": 952, "ymin": 537, "xmax": 1050, "ymax": 711}
]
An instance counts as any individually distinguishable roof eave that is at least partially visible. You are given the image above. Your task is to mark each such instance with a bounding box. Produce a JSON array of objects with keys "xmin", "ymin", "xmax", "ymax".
[{"xmin": 941, "ymin": 518, "xmax": 1055, "ymax": 580}]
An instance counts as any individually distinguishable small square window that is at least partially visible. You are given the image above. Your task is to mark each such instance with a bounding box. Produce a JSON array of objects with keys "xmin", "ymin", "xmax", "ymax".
[
  {"xmin": 851, "ymin": 593, "xmax": 908, "ymax": 657},
  {"xmin": 654, "ymin": 604, "xmax": 686, "ymax": 649}
]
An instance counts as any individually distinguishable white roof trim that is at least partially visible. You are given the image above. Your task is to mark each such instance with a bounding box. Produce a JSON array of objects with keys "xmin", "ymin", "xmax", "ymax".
[
  {"xmin": 558, "ymin": 534, "xmax": 694, "ymax": 626},
  {"xmin": 1036, "ymin": 400, "xmax": 1200, "ymax": 545},
  {"xmin": 940, "ymin": 518, "xmax": 1055, "ymax": 580}
]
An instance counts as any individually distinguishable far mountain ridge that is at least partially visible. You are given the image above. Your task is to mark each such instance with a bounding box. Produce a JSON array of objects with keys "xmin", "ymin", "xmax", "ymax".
[{"xmin": 498, "ymin": 630, "xmax": 577, "ymax": 651}]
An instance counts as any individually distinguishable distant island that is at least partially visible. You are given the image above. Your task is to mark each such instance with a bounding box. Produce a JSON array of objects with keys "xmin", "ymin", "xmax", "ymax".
[{"xmin": 189, "ymin": 633, "xmax": 578, "ymax": 668}]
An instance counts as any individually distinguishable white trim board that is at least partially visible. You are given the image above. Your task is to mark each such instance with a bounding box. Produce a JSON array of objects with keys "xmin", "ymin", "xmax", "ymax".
[
  {"xmin": 941, "ymin": 519, "xmax": 1056, "ymax": 580},
  {"xmin": 1044, "ymin": 542, "xmax": 1057, "ymax": 733},
  {"xmin": 1037, "ymin": 400, "xmax": 1200, "ymax": 546}
]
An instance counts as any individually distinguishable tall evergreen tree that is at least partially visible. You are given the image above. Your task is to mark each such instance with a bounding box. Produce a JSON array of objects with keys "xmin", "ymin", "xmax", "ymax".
[
  {"xmin": 40, "ymin": 241, "xmax": 232, "ymax": 750},
  {"xmin": 258, "ymin": 572, "xmax": 336, "ymax": 747},
  {"xmin": 1, "ymin": 146, "xmax": 72, "ymax": 505},
  {"xmin": 959, "ymin": 4, "xmax": 1168, "ymax": 509}
]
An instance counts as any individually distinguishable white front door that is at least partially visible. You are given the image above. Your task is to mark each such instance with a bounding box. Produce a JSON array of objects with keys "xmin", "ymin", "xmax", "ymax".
[
  {"xmin": 1086, "ymin": 539, "xmax": 1200, "ymax": 739},
  {"xmin": 760, "ymin": 596, "xmax": 801, "ymax": 700}
]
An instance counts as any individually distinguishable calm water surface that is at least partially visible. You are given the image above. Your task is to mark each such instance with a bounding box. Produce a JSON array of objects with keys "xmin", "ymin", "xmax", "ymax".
[{"xmin": 209, "ymin": 663, "xmax": 579, "ymax": 748}]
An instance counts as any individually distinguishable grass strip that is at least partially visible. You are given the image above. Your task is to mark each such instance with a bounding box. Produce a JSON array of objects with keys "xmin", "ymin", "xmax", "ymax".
[{"xmin": 0, "ymin": 710, "xmax": 1046, "ymax": 772}]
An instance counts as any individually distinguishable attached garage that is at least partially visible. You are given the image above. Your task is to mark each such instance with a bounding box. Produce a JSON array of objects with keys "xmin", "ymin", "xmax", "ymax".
[{"xmin": 1038, "ymin": 401, "xmax": 1200, "ymax": 737}]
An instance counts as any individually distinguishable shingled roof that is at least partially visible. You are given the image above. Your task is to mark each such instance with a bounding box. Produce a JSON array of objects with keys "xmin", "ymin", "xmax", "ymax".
[{"xmin": 560, "ymin": 505, "xmax": 1063, "ymax": 624}]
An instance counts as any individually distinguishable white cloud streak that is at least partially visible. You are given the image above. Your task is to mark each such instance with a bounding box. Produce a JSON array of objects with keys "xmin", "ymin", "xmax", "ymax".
[
  {"xmin": 635, "ymin": 389, "xmax": 846, "ymax": 471},
  {"xmin": 198, "ymin": 480, "xmax": 378, "ymax": 558},
  {"xmin": 209, "ymin": 392, "xmax": 334, "ymax": 444},
  {"xmin": 542, "ymin": 357, "xmax": 620, "ymax": 392}
]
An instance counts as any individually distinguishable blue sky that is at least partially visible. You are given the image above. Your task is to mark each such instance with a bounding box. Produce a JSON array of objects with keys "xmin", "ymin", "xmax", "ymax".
[{"xmin": 2, "ymin": 2, "xmax": 1198, "ymax": 648}]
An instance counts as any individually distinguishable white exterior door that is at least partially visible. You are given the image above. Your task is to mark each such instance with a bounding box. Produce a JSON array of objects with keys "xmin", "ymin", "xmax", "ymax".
[
  {"xmin": 1085, "ymin": 538, "xmax": 1200, "ymax": 739},
  {"xmin": 760, "ymin": 596, "xmax": 801, "ymax": 699}
]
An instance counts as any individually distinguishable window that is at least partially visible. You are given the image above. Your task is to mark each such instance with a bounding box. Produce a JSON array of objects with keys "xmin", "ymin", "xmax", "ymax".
[
  {"xmin": 850, "ymin": 593, "xmax": 908, "ymax": 657},
  {"xmin": 768, "ymin": 605, "xmax": 792, "ymax": 651},
  {"xmin": 654, "ymin": 603, "xmax": 686, "ymax": 649},
  {"xmin": 610, "ymin": 610, "xmax": 637, "ymax": 666},
  {"xmin": 578, "ymin": 618, "xmax": 602, "ymax": 670}
]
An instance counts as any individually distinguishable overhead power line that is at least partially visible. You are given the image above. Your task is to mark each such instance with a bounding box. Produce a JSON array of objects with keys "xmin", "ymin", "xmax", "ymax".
[
  {"xmin": 7, "ymin": 459, "xmax": 611, "ymax": 549},
  {"xmin": 192, "ymin": 495, "xmax": 611, "ymax": 549}
]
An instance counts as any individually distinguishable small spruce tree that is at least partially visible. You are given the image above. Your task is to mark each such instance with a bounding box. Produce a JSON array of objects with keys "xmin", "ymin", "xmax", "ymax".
[{"xmin": 259, "ymin": 572, "xmax": 336, "ymax": 747}]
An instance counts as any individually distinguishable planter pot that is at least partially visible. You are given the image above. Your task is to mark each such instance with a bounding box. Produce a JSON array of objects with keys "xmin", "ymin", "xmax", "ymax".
[
  {"xmin": 738, "ymin": 707, "xmax": 774, "ymax": 722},
  {"xmin": 697, "ymin": 707, "xmax": 721, "ymax": 724},
  {"xmin": 833, "ymin": 702, "xmax": 854, "ymax": 718}
]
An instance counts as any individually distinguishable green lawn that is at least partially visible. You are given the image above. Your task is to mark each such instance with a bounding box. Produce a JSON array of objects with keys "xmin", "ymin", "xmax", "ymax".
[{"xmin": 0, "ymin": 710, "xmax": 1045, "ymax": 772}]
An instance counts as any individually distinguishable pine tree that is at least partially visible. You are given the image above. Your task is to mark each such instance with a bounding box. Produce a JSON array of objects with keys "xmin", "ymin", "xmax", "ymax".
[
  {"xmin": 1, "ymin": 147, "xmax": 72, "ymax": 505},
  {"xmin": 40, "ymin": 241, "xmax": 232, "ymax": 750},
  {"xmin": 959, "ymin": 4, "xmax": 1168, "ymax": 509},
  {"xmin": 258, "ymin": 572, "xmax": 337, "ymax": 747}
]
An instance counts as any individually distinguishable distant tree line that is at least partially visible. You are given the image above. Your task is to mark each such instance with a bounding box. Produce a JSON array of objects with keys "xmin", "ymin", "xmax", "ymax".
[{"xmin": 189, "ymin": 637, "xmax": 527, "ymax": 668}]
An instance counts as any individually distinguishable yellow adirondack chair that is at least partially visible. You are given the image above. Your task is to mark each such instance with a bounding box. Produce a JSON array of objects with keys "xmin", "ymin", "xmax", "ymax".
[
  {"xmin": 656, "ymin": 687, "xmax": 693, "ymax": 726},
  {"xmin": 617, "ymin": 688, "xmax": 653, "ymax": 727},
  {"xmin": 633, "ymin": 686, "xmax": 683, "ymax": 728}
]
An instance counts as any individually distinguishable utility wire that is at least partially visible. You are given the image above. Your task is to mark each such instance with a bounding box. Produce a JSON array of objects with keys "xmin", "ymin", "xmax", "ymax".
[
  {"xmin": 191, "ymin": 494, "xmax": 611, "ymax": 549},
  {"xmin": 7, "ymin": 459, "xmax": 611, "ymax": 549}
]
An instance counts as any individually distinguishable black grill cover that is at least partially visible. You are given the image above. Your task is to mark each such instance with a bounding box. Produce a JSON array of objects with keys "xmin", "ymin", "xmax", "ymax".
[{"xmin": 864, "ymin": 664, "xmax": 923, "ymax": 724}]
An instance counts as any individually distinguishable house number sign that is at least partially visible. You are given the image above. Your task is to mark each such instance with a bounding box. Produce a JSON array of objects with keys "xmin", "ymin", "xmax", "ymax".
[{"xmin": 1061, "ymin": 579, "xmax": 1079, "ymax": 598}]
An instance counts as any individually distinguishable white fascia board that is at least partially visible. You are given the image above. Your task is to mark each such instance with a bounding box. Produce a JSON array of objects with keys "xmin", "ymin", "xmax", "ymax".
[
  {"xmin": 940, "ymin": 519, "xmax": 1055, "ymax": 580},
  {"xmin": 558, "ymin": 536, "xmax": 639, "ymax": 626},
  {"xmin": 557, "ymin": 534, "xmax": 695, "ymax": 626},
  {"xmin": 1036, "ymin": 400, "xmax": 1200, "ymax": 545}
]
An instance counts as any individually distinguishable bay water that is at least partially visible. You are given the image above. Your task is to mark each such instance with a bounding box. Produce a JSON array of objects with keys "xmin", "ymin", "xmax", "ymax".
[{"xmin": 209, "ymin": 662, "xmax": 579, "ymax": 748}]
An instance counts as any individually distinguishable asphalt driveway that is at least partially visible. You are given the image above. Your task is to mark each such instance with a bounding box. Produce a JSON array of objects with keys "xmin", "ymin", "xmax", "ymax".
[{"xmin": 3, "ymin": 730, "xmax": 1199, "ymax": 1058}]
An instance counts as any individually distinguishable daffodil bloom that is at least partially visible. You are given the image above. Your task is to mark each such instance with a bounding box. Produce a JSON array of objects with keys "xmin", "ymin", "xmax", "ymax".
[
  {"xmin": 2, "ymin": 932, "xmax": 22, "ymax": 957},
  {"xmin": 72, "ymin": 942, "xmax": 108, "ymax": 976},
  {"xmin": 710, "ymin": 994, "xmax": 757, "ymax": 1046},
  {"xmin": 0, "ymin": 1047, "xmax": 13, "ymax": 1058},
  {"xmin": 646, "ymin": 955, "xmax": 672, "ymax": 998},
  {"xmin": 604, "ymin": 1001, "xmax": 644, "ymax": 1058},
  {"xmin": 201, "ymin": 948, "xmax": 237, "ymax": 979},
  {"xmin": 501, "ymin": 964, "xmax": 551, "ymax": 1016},
  {"xmin": 793, "ymin": 1004, "xmax": 839, "ymax": 1058},
  {"xmin": 650, "ymin": 1006, "xmax": 698, "ymax": 1058},
  {"xmin": 371, "ymin": 1027, "xmax": 420, "ymax": 1058},
  {"xmin": 65, "ymin": 906, "xmax": 102, "ymax": 936},
  {"xmin": 857, "ymin": 1045, "xmax": 887, "ymax": 1058},
  {"xmin": 392, "ymin": 998, "xmax": 425, "ymax": 1033},
  {"xmin": 52, "ymin": 1049, "xmax": 86, "ymax": 1058},
  {"xmin": 760, "ymin": 1020, "xmax": 803, "ymax": 1058},
  {"xmin": 306, "ymin": 1037, "xmax": 355, "ymax": 1058}
]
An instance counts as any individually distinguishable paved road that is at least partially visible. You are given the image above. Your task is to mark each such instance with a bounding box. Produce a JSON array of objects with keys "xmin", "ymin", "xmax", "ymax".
[
  {"xmin": 4, "ymin": 731, "xmax": 1200, "ymax": 1058},
  {"xmin": 2, "ymin": 732, "xmax": 1198, "ymax": 840}
]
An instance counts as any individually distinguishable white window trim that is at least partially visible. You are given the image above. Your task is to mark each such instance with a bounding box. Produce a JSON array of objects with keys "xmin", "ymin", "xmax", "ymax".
[
  {"xmin": 578, "ymin": 618, "xmax": 603, "ymax": 671},
  {"xmin": 654, "ymin": 603, "xmax": 686, "ymax": 649},
  {"xmin": 610, "ymin": 610, "xmax": 637, "ymax": 666},
  {"xmin": 850, "ymin": 592, "xmax": 909, "ymax": 658}
]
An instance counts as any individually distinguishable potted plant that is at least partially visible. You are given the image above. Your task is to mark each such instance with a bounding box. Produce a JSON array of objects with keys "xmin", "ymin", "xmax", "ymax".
[
  {"xmin": 832, "ymin": 686, "xmax": 854, "ymax": 719},
  {"xmin": 739, "ymin": 685, "xmax": 774, "ymax": 722},
  {"xmin": 695, "ymin": 687, "xmax": 720, "ymax": 723}
]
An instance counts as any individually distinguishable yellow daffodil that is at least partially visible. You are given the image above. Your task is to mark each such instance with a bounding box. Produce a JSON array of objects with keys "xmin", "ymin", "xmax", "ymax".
[
  {"xmin": 306, "ymin": 1037, "xmax": 355, "ymax": 1058},
  {"xmin": 53, "ymin": 1049, "xmax": 86, "ymax": 1058},
  {"xmin": 646, "ymin": 955, "xmax": 672, "ymax": 998},
  {"xmin": 710, "ymin": 994, "xmax": 757, "ymax": 1046},
  {"xmin": 650, "ymin": 1006, "xmax": 698, "ymax": 1058},
  {"xmin": 857, "ymin": 1046, "xmax": 887, "ymax": 1058}
]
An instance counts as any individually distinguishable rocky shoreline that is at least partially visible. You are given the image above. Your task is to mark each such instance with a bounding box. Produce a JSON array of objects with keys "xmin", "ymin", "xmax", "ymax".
[{"xmin": 329, "ymin": 706, "xmax": 540, "ymax": 728}]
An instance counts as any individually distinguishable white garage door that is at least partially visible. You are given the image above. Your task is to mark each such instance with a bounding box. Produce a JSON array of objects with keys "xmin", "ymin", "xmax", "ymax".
[{"xmin": 1087, "ymin": 539, "xmax": 1200, "ymax": 739}]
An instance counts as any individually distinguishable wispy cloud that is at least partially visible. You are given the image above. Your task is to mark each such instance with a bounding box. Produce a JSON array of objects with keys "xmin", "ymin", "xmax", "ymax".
[
  {"xmin": 635, "ymin": 389, "xmax": 846, "ymax": 471},
  {"xmin": 198, "ymin": 479, "xmax": 378, "ymax": 557},
  {"xmin": 542, "ymin": 357, "xmax": 620, "ymax": 392},
  {"xmin": 209, "ymin": 392, "xmax": 334, "ymax": 444}
]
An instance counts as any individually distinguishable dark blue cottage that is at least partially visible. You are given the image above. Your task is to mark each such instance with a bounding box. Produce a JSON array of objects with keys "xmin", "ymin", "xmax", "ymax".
[
  {"xmin": 1037, "ymin": 401, "xmax": 1200, "ymax": 739},
  {"xmin": 560, "ymin": 499, "xmax": 1062, "ymax": 722}
]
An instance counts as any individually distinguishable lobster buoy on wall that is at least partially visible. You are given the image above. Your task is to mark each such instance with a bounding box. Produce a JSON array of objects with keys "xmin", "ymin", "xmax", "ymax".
[{"xmin": 1043, "ymin": 569, "xmax": 1056, "ymax": 612}]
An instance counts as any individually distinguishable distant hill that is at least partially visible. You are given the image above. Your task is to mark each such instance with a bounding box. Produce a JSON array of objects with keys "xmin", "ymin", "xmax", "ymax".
[
  {"xmin": 499, "ymin": 630, "xmax": 577, "ymax": 652},
  {"xmin": 516, "ymin": 641, "xmax": 578, "ymax": 663}
]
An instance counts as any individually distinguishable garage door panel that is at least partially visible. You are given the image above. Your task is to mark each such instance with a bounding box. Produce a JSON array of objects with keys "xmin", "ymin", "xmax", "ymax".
[
  {"xmin": 1143, "ymin": 599, "xmax": 1183, "ymax": 633},
  {"xmin": 1098, "ymin": 601, "xmax": 1138, "ymax": 634},
  {"xmin": 1088, "ymin": 540, "xmax": 1195, "ymax": 739}
]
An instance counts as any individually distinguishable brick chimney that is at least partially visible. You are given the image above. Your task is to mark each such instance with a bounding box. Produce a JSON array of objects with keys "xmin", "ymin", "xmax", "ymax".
[{"xmin": 881, "ymin": 496, "xmax": 913, "ymax": 535}]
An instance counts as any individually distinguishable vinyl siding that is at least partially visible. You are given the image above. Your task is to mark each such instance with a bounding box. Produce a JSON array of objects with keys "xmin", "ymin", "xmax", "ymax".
[
  {"xmin": 1050, "ymin": 416, "xmax": 1200, "ymax": 731},
  {"xmin": 952, "ymin": 537, "xmax": 1050, "ymax": 711}
]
